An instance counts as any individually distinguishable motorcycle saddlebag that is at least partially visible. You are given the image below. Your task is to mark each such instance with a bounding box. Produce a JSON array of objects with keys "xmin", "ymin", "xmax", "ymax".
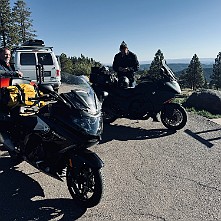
[
  {"xmin": 90, "ymin": 67, "xmax": 114, "ymax": 85},
  {"xmin": 1, "ymin": 83, "xmax": 38, "ymax": 108}
]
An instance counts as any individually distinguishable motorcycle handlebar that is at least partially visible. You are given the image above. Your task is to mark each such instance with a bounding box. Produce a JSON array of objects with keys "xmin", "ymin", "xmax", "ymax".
[
  {"xmin": 28, "ymin": 93, "xmax": 72, "ymax": 109},
  {"xmin": 28, "ymin": 94, "xmax": 52, "ymax": 102}
]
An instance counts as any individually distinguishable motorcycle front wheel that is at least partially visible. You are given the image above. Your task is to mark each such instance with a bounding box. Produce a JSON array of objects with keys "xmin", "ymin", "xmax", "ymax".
[
  {"xmin": 161, "ymin": 103, "xmax": 187, "ymax": 130},
  {"xmin": 66, "ymin": 165, "xmax": 103, "ymax": 208}
]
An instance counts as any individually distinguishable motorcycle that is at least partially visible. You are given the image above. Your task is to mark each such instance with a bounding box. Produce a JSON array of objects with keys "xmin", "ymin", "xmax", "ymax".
[
  {"xmin": 90, "ymin": 60, "xmax": 187, "ymax": 130},
  {"xmin": 0, "ymin": 72, "xmax": 104, "ymax": 208}
]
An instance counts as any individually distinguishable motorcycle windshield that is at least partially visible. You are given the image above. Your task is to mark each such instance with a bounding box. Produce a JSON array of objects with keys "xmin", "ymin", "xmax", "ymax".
[
  {"xmin": 165, "ymin": 81, "xmax": 181, "ymax": 94},
  {"xmin": 62, "ymin": 75, "xmax": 101, "ymax": 114},
  {"xmin": 52, "ymin": 75, "xmax": 103, "ymax": 136},
  {"xmin": 161, "ymin": 60, "xmax": 177, "ymax": 81}
]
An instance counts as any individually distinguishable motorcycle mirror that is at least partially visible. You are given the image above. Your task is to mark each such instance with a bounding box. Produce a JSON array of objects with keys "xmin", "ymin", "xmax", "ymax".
[
  {"xmin": 99, "ymin": 91, "xmax": 108, "ymax": 103},
  {"xmin": 103, "ymin": 91, "xmax": 109, "ymax": 97}
]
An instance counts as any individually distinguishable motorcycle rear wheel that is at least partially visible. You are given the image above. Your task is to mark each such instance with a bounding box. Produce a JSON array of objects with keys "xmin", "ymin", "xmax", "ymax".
[
  {"xmin": 161, "ymin": 103, "xmax": 187, "ymax": 130},
  {"xmin": 66, "ymin": 165, "xmax": 103, "ymax": 208}
]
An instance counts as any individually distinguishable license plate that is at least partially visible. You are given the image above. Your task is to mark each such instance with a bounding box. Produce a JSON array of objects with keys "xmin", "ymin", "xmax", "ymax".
[{"xmin": 44, "ymin": 71, "xmax": 51, "ymax": 77}]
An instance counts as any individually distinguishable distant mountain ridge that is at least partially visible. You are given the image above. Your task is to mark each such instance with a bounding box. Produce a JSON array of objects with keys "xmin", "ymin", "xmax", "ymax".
[
  {"xmin": 140, "ymin": 58, "xmax": 215, "ymax": 65},
  {"xmin": 140, "ymin": 59, "xmax": 214, "ymax": 82}
]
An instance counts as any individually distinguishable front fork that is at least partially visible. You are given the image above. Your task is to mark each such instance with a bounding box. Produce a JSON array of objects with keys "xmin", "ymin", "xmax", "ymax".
[{"xmin": 68, "ymin": 149, "xmax": 104, "ymax": 175}]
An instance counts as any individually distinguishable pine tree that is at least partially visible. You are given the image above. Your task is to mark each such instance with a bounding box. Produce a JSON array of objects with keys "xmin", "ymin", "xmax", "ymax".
[
  {"xmin": 59, "ymin": 53, "xmax": 74, "ymax": 74},
  {"xmin": 211, "ymin": 52, "xmax": 221, "ymax": 90},
  {"xmin": 60, "ymin": 53, "xmax": 101, "ymax": 76},
  {"xmin": 12, "ymin": 0, "xmax": 36, "ymax": 45},
  {"xmin": 183, "ymin": 54, "xmax": 205, "ymax": 90},
  {"xmin": 0, "ymin": 0, "xmax": 13, "ymax": 47},
  {"xmin": 179, "ymin": 70, "xmax": 189, "ymax": 88},
  {"xmin": 148, "ymin": 49, "xmax": 165, "ymax": 79}
]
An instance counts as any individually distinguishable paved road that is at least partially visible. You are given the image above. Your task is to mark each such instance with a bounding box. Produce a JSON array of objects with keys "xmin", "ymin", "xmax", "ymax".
[
  {"xmin": 0, "ymin": 113, "xmax": 221, "ymax": 221},
  {"xmin": 0, "ymin": 83, "xmax": 221, "ymax": 221}
]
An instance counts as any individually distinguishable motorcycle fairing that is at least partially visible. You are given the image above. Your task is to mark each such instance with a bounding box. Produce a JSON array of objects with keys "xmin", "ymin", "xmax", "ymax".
[
  {"xmin": 164, "ymin": 81, "xmax": 181, "ymax": 94},
  {"xmin": 69, "ymin": 149, "xmax": 104, "ymax": 170}
]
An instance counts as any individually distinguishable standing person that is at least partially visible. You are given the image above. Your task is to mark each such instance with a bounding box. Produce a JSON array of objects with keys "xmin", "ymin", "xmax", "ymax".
[
  {"xmin": 113, "ymin": 41, "xmax": 139, "ymax": 87},
  {"xmin": 0, "ymin": 47, "xmax": 22, "ymax": 76},
  {"xmin": 0, "ymin": 48, "xmax": 24, "ymax": 152},
  {"xmin": 0, "ymin": 48, "xmax": 16, "ymax": 151},
  {"xmin": 0, "ymin": 47, "xmax": 15, "ymax": 71}
]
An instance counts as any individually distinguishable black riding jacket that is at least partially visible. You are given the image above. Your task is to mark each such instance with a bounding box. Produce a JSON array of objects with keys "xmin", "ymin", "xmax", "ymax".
[
  {"xmin": 0, "ymin": 60, "xmax": 15, "ymax": 71},
  {"xmin": 113, "ymin": 51, "xmax": 139, "ymax": 75}
]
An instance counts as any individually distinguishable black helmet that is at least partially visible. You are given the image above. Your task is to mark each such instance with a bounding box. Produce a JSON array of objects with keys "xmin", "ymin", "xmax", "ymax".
[
  {"xmin": 118, "ymin": 76, "xmax": 129, "ymax": 88},
  {"xmin": 119, "ymin": 41, "xmax": 128, "ymax": 50}
]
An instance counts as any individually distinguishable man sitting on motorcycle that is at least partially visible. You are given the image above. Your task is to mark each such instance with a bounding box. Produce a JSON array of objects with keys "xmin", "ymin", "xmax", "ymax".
[{"xmin": 113, "ymin": 41, "xmax": 139, "ymax": 87}]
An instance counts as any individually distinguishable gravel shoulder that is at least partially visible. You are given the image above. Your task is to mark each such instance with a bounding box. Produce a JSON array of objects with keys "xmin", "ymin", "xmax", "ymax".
[{"xmin": 210, "ymin": 118, "xmax": 221, "ymax": 125}]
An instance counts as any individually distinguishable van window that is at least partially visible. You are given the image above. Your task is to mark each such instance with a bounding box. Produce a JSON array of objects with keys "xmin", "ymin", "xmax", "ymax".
[
  {"xmin": 20, "ymin": 53, "xmax": 36, "ymax": 65},
  {"xmin": 37, "ymin": 53, "xmax": 53, "ymax": 65}
]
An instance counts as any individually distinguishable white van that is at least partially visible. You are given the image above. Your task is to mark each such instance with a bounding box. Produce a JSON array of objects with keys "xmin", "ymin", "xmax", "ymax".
[{"xmin": 12, "ymin": 40, "xmax": 61, "ymax": 91}]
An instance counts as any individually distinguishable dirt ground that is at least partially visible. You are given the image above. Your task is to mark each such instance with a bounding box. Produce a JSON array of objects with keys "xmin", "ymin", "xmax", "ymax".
[{"xmin": 210, "ymin": 118, "xmax": 221, "ymax": 125}]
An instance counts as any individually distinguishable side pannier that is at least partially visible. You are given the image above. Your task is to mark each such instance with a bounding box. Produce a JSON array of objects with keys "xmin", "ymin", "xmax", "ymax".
[
  {"xmin": 90, "ymin": 66, "xmax": 117, "ymax": 86},
  {"xmin": 0, "ymin": 82, "xmax": 40, "ymax": 109}
]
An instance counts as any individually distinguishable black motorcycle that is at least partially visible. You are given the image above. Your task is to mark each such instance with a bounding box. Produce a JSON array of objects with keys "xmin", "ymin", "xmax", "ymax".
[
  {"xmin": 90, "ymin": 60, "xmax": 187, "ymax": 130},
  {"xmin": 0, "ymin": 73, "xmax": 104, "ymax": 208}
]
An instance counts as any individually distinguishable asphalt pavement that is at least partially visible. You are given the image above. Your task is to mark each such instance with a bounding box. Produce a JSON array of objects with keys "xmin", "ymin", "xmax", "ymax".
[
  {"xmin": 0, "ymin": 83, "xmax": 221, "ymax": 221},
  {"xmin": 0, "ymin": 112, "xmax": 221, "ymax": 221}
]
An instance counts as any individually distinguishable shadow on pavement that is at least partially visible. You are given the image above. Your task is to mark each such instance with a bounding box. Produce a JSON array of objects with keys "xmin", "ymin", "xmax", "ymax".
[
  {"xmin": 0, "ymin": 157, "xmax": 87, "ymax": 221},
  {"xmin": 100, "ymin": 123, "xmax": 176, "ymax": 144},
  {"xmin": 185, "ymin": 128, "xmax": 221, "ymax": 148}
]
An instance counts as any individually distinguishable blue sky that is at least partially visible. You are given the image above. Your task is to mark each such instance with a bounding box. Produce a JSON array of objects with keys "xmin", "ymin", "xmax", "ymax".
[{"xmin": 11, "ymin": 0, "xmax": 221, "ymax": 64}]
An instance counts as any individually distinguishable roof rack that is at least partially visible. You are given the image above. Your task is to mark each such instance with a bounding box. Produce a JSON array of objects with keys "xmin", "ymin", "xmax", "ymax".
[{"xmin": 12, "ymin": 45, "xmax": 53, "ymax": 51}]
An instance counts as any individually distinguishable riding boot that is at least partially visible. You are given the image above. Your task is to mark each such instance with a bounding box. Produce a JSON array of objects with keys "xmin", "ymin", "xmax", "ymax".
[{"xmin": 152, "ymin": 114, "xmax": 160, "ymax": 122}]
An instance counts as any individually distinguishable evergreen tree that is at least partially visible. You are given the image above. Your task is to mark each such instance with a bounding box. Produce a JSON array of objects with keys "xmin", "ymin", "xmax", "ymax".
[
  {"xmin": 71, "ymin": 54, "xmax": 101, "ymax": 76},
  {"xmin": 178, "ymin": 70, "xmax": 189, "ymax": 88},
  {"xmin": 211, "ymin": 52, "xmax": 221, "ymax": 90},
  {"xmin": 60, "ymin": 53, "xmax": 101, "ymax": 76},
  {"xmin": 148, "ymin": 49, "xmax": 165, "ymax": 79},
  {"xmin": 0, "ymin": 0, "xmax": 13, "ymax": 47},
  {"xmin": 59, "ymin": 53, "xmax": 74, "ymax": 74},
  {"xmin": 12, "ymin": 0, "xmax": 36, "ymax": 45},
  {"xmin": 182, "ymin": 54, "xmax": 205, "ymax": 90}
]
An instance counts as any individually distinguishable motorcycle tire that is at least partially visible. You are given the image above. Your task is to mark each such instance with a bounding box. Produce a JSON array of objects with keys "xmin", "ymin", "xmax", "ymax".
[
  {"xmin": 66, "ymin": 165, "xmax": 103, "ymax": 208},
  {"xmin": 161, "ymin": 103, "xmax": 187, "ymax": 130}
]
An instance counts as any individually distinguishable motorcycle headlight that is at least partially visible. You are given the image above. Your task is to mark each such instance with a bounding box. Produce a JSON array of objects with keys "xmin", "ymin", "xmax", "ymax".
[{"xmin": 71, "ymin": 115, "xmax": 103, "ymax": 136}]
